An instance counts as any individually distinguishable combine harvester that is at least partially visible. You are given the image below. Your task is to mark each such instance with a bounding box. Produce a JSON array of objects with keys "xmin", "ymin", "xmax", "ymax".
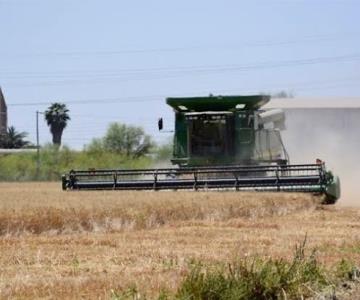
[{"xmin": 62, "ymin": 95, "xmax": 340, "ymax": 204}]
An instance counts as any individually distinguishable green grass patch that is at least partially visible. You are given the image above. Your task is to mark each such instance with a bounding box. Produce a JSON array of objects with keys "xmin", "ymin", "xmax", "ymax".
[
  {"xmin": 112, "ymin": 239, "xmax": 359, "ymax": 300},
  {"xmin": 176, "ymin": 240, "xmax": 328, "ymax": 300},
  {"xmin": 0, "ymin": 144, "xmax": 153, "ymax": 181}
]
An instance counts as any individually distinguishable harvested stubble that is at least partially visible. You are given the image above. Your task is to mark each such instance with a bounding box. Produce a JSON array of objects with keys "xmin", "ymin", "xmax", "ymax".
[
  {"xmin": 0, "ymin": 182, "xmax": 359, "ymax": 299},
  {"xmin": 0, "ymin": 182, "xmax": 319, "ymax": 235}
]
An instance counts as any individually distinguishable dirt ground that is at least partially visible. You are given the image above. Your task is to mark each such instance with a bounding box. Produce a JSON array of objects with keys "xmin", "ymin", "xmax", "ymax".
[{"xmin": 0, "ymin": 182, "xmax": 359, "ymax": 299}]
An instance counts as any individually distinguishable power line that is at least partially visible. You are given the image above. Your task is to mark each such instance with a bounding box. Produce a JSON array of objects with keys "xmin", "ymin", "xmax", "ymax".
[
  {"xmin": 2, "ymin": 53, "xmax": 360, "ymax": 79},
  {"xmin": 0, "ymin": 32, "xmax": 359, "ymax": 59},
  {"xmin": 2, "ymin": 53, "xmax": 359, "ymax": 88},
  {"xmin": 8, "ymin": 95, "xmax": 163, "ymax": 107},
  {"xmin": 6, "ymin": 75, "xmax": 359, "ymax": 107}
]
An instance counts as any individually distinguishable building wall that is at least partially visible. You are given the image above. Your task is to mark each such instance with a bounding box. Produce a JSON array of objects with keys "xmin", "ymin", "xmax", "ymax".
[{"xmin": 0, "ymin": 88, "xmax": 7, "ymax": 135}]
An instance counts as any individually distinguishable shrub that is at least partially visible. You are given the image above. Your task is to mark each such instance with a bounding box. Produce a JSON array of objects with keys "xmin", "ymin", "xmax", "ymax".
[{"xmin": 175, "ymin": 240, "xmax": 332, "ymax": 300}]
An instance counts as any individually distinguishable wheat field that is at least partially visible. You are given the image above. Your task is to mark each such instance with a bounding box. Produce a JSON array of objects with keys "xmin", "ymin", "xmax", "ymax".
[{"xmin": 0, "ymin": 182, "xmax": 359, "ymax": 299}]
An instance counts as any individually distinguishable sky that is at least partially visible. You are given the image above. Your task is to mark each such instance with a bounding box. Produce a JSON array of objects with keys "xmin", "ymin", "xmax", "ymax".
[{"xmin": 0, "ymin": 0, "xmax": 359, "ymax": 149}]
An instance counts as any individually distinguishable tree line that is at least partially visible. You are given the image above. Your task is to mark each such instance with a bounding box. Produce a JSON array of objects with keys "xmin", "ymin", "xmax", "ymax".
[{"xmin": 0, "ymin": 102, "xmax": 156, "ymax": 158}]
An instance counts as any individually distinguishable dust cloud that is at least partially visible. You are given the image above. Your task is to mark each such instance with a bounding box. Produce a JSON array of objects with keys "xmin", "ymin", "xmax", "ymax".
[{"xmin": 282, "ymin": 108, "xmax": 360, "ymax": 206}]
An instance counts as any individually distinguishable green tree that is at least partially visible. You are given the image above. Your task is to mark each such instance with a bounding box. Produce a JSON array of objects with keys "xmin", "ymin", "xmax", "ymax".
[
  {"xmin": 85, "ymin": 137, "xmax": 104, "ymax": 154},
  {"xmin": 44, "ymin": 103, "xmax": 70, "ymax": 146},
  {"xmin": 87, "ymin": 122, "xmax": 153, "ymax": 157},
  {"xmin": 0, "ymin": 126, "xmax": 30, "ymax": 149}
]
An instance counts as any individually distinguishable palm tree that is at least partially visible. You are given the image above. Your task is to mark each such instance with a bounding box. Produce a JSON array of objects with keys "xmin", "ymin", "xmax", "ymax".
[
  {"xmin": 44, "ymin": 103, "xmax": 70, "ymax": 146},
  {"xmin": 0, "ymin": 126, "xmax": 30, "ymax": 148}
]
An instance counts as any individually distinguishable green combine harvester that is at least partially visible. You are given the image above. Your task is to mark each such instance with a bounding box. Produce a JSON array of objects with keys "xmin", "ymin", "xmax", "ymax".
[{"xmin": 62, "ymin": 95, "xmax": 340, "ymax": 204}]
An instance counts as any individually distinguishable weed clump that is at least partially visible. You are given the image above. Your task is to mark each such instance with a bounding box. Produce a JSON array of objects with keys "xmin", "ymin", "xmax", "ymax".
[
  {"xmin": 176, "ymin": 239, "xmax": 328, "ymax": 300},
  {"xmin": 112, "ymin": 239, "xmax": 358, "ymax": 300}
]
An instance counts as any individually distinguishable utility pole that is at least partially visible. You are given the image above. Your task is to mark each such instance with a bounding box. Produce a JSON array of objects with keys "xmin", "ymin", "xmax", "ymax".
[{"xmin": 36, "ymin": 111, "xmax": 43, "ymax": 178}]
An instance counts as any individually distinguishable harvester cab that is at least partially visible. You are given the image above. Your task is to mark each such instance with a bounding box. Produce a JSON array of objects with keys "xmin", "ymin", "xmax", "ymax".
[
  {"xmin": 166, "ymin": 95, "xmax": 288, "ymax": 167},
  {"xmin": 62, "ymin": 94, "xmax": 340, "ymax": 204}
]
